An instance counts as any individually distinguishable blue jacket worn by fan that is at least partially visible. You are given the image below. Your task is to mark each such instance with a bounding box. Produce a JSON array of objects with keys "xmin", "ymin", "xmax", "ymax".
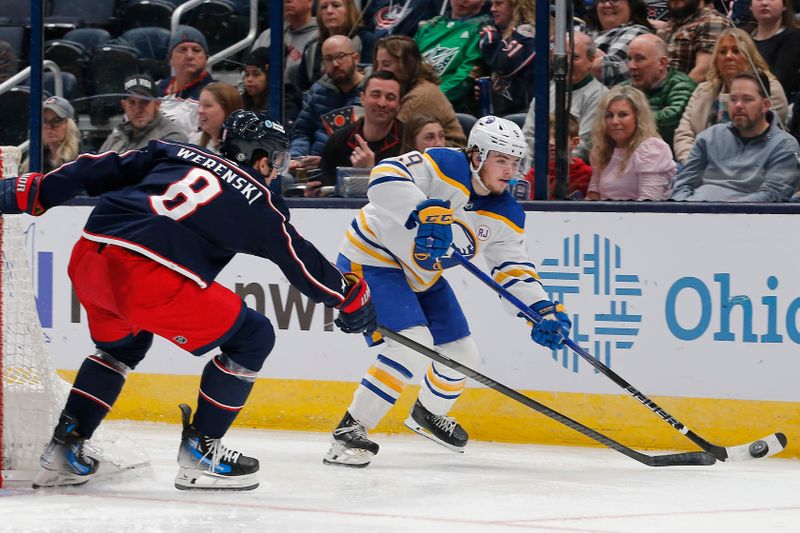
[{"xmin": 20, "ymin": 140, "xmax": 351, "ymax": 306}]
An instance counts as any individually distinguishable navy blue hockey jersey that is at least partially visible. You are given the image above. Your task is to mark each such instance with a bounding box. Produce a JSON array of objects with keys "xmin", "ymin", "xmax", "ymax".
[{"xmin": 37, "ymin": 140, "xmax": 349, "ymax": 307}]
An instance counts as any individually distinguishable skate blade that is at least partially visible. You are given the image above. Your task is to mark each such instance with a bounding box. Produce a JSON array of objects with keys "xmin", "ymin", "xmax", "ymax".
[
  {"xmin": 174, "ymin": 467, "xmax": 259, "ymax": 491},
  {"xmin": 322, "ymin": 442, "xmax": 374, "ymax": 467},
  {"xmin": 403, "ymin": 417, "xmax": 466, "ymax": 453},
  {"xmin": 32, "ymin": 468, "xmax": 92, "ymax": 489}
]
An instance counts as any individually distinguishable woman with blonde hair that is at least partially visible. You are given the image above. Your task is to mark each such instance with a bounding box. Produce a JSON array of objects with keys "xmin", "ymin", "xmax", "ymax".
[
  {"xmin": 673, "ymin": 28, "xmax": 788, "ymax": 163},
  {"xmin": 374, "ymin": 35, "xmax": 466, "ymax": 146},
  {"xmin": 587, "ymin": 86, "xmax": 674, "ymax": 201},
  {"xmin": 22, "ymin": 96, "xmax": 81, "ymax": 173},
  {"xmin": 189, "ymin": 82, "xmax": 243, "ymax": 153}
]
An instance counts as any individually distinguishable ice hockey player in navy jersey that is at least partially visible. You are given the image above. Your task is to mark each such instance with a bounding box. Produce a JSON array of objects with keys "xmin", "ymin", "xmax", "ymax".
[
  {"xmin": 323, "ymin": 116, "xmax": 572, "ymax": 467},
  {"xmin": 0, "ymin": 110, "xmax": 376, "ymax": 490}
]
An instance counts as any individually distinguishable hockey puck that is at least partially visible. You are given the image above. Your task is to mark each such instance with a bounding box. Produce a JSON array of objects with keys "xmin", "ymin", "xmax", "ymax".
[{"xmin": 749, "ymin": 440, "xmax": 768, "ymax": 458}]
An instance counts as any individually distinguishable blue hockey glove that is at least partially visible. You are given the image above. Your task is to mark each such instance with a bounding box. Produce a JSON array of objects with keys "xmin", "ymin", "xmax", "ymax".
[
  {"xmin": 526, "ymin": 300, "xmax": 572, "ymax": 350},
  {"xmin": 404, "ymin": 199, "xmax": 453, "ymax": 263},
  {"xmin": 0, "ymin": 173, "xmax": 46, "ymax": 215},
  {"xmin": 335, "ymin": 273, "xmax": 377, "ymax": 334}
]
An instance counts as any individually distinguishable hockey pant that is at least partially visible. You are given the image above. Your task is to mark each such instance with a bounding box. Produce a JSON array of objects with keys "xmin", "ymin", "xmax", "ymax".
[{"xmin": 65, "ymin": 238, "xmax": 273, "ymax": 439}]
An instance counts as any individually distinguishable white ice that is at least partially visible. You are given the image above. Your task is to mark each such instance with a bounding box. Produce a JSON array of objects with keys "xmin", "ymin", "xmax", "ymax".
[{"xmin": 1, "ymin": 421, "xmax": 798, "ymax": 532}]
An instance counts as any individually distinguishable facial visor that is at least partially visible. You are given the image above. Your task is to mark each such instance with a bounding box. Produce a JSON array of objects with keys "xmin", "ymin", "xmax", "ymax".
[{"xmin": 270, "ymin": 150, "xmax": 290, "ymax": 175}]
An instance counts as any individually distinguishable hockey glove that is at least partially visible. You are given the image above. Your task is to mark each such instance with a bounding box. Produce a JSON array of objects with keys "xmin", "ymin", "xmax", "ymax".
[
  {"xmin": 0, "ymin": 173, "xmax": 46, "ymax": 215},
  {"xmin": 404, "ymin": 199, "xmax": 453, "ymax": 263},
  {"xmin": 334, "ymin": 273, "xmax": 377, "ymax": 334},
  {"xmin": 525, "ymin": 300, "xmax": 571, "ymax": 350}
]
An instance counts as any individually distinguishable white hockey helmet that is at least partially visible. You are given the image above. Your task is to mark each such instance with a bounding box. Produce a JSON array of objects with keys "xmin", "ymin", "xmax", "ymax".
[{"xmin": 467, "ymin": 115, "xmax": 527, "ymax": 175}]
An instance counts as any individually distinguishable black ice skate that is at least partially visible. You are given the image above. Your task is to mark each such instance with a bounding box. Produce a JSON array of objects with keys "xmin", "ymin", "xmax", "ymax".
[
  {"xmin": 323, "ymin": 412, "xmax": 379, "ymax": 468},
  {"xmin": 32, "ymin": 411, "xmax": 99, "ymax": 489},
  {"xmin": 174, "ymin": 404, "xmax": 259, "ymax": 491},
  {"xmin": 403, "ymin": 400, "xmax": 468, "ymax": 452}
]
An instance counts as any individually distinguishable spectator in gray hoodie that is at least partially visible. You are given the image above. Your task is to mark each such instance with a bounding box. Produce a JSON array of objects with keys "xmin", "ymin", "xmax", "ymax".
[
  {"xmin": 100, "ymin": 75, "xmax": 186, "ymax": 153},
  {"xmin": 671, "ymin": 71, "xmax": 800, "ymax": 202},
  {"xmin": 252, "ymin": 0, "xmax": 318, "ymax": 89}
]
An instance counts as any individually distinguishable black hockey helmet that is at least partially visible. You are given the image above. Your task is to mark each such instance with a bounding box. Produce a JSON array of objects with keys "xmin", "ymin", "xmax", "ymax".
[{"xmin": 220, "ymin": 109, "xmax": 290, "ymax": 174}]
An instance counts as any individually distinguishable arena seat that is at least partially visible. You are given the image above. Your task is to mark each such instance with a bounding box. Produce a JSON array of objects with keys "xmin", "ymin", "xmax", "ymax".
[
  {"xmin": 178, "ymin": 0, "xmax": 242, "ymax": 56},
  {"xmin": 119, "ymin": 0, "xmax": 175, "ymax": 30},
  {"xmin": 87, "ymin": 43, "xmax": 140, "ymax": 125},
  {"xmin": 0, "ymin": 0, "xmax": 31, "ymax": 25},
  {"xmin": 120, "ymin": 27, "xmax": 171, "ymax": 80},
  {"xmin": 502, "ymin": 113, "xmax": 527, "ymax": 130},
  {"xmin": 0, "ymin": 86, "xmax": 30, "ymax": 146},
  {"xmin": 455, "ymin": 113, "xmax": 477, "ymax": 138},
  {"xmin": 45, "ymin": 0, "xmax": 118, "ymax": 31},
  {"xmin": 0, "ymin": 25, "xmax": 25, "ymax": 62},
  {"xmin": 43, "ymin": 71, "xmax": 79, "ymax": 100}
]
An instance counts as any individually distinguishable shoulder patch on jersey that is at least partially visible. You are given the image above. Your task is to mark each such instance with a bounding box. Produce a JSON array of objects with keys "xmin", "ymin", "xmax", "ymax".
[
  {"xmin": 423, "ymin": 148, "xmax": 472, "ymax": 197},
  {"xmin": 469, "ymin": 191, "xmax": 525, "ymax": 233}
]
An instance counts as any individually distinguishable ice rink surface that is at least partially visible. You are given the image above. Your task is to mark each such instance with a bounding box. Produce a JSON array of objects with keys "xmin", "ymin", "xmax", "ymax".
[{"xmin": 1, "ymin": 421, "xmax": 798, "ymax": 532}]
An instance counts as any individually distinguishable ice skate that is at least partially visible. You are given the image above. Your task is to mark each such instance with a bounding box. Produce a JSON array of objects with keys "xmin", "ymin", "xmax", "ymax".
[
  {"xmin": 174, "ymin": 404, "xmax": 259, "ymax": 491},
  {"xmin": 32, "ymin": 412, "xmax": 99, "ymax": 489},
  {"xmin": 404, "ymin": 400, "xmax": 468, "ymax": 452},
  {"xmin": 323, "ymin": 412, "xmax": 379, "ymax": 468}
]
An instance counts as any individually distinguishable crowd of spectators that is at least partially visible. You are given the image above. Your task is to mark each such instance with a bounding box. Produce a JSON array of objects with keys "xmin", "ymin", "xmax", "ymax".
[{"xmin": 7, "ymin": 0, "xmax": 800, "ymax": 202}]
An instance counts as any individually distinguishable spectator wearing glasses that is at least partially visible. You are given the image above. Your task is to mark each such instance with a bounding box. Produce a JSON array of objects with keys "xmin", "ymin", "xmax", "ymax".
[
  {"xmin": 289, "ymin": 35, "xmax": 367, "ymax": 171},
  {"xmin": 22, "ymin": 96, "xmax": 81, "ymax": 174},
  {"xmin": 296, "ymin": 0, "xmax": 376, "ymax": 92},
  {"xmin": 99, "ymin": 75, "xmax": 187, "ymax": 154}
]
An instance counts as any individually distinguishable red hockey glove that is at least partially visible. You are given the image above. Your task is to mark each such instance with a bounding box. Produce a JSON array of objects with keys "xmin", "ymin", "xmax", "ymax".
[
  {"xmin": 335, "ymin": 273, "xmax": 377, "ymax": 334},
  {"xmin": 0, "ymin": 173, "xmax": 47, "ymax": 215}
]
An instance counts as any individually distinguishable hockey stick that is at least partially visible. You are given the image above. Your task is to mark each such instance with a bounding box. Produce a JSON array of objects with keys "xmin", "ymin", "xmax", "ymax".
[
  {"xmin": 450, "ymin": 250, "xmax": 788, "ymax": 462},
  {"xmin": 376, "ymin": 326, "xmax": 715, "ymax": 467}
]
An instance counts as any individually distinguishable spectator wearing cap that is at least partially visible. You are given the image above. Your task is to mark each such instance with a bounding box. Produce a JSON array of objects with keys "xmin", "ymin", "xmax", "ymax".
[
  {"xmin": 22, "ymin": 96, "xmax": 81, "ymax": 174},
  {"xmin": 156, "ymin": 25, "xmax": 214, "ymax": 100},
  {"xmin": 99, "ymin": 74, "xmax": 187, "ymax": 153},
  {"xmin": 240, "ymin": 47, "xmax": 302, "ymax": 126}
]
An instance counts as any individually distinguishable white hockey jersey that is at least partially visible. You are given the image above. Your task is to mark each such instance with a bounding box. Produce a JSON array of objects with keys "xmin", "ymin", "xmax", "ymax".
[{"xmin": 339, "ymin": 147, "xmax": 550, "ymax": 308}]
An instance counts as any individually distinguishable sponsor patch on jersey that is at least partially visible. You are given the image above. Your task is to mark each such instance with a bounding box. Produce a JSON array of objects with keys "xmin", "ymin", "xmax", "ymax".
[{"xmin": 173, "ymin": 335, "xmax": 188, "ymax": 345}]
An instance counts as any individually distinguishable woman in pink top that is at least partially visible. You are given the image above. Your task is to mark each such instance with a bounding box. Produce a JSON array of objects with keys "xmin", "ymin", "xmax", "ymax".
[{"xmin": 587, "ymin": 86, "xmax": 675, "ymax": 201}]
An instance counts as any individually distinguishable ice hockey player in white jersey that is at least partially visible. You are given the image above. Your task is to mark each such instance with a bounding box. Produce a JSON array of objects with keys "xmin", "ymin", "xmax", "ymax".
[{"xmin": 323, "ymin": 115, "xmax": 572, "ymax": 467}]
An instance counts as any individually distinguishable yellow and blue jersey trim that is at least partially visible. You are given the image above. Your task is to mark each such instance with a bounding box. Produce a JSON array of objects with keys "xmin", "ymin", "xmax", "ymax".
[{"xmin": 469, "ymin": 192, "xmax": 526, "ymax": 231}]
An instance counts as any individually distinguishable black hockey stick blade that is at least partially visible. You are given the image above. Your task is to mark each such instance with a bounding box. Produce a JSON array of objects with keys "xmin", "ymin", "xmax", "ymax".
[
  {"xmin": 449, "ymin": 251, "xmax": 787, "ymax": 462},
  {"xmin": 377, "ymin": 326, "xmax": 716, "ymax": 467}
]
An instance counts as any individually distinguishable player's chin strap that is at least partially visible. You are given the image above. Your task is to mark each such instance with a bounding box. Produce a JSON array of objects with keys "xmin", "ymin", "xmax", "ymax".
[{"xmin": 469, "ymin": 149, "xmax": 492, "ymax": 196}]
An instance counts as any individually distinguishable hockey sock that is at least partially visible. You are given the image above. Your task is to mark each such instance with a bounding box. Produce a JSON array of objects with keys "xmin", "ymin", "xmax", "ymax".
[
  {"xmin": 64, "ymin": 352, "xmax": 129, "ymax": 438},
  {"xmin": 193, "ymin": 354, "xmax": 256, "ymax": 438},
  {"xmin": 417, "ymin": 336, "xmax": 478, "ymax": 416},
  {"xmin": 349, "ymin": 326, "xmax": 432, "ymax": 429}
]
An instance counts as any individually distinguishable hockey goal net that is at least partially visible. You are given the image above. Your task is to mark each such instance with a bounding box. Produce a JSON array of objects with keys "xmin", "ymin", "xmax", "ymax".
[{"xmin": 0, "ymin": 148, "xmax": 148, "ymax": 487}]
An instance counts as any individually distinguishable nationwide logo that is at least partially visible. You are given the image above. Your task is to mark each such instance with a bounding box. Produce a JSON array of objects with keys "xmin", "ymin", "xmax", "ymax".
[{"xmin": 537, "ymin": 234, "xmax": 642, "ymax": 373}]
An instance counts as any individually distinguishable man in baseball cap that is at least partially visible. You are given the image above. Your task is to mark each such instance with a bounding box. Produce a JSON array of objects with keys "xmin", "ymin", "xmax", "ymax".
[
  {"xmin": 100, "ymin": 74, "xmax": 186, "ymax": 153},
  {"xmin": 156, "ymin": 25, "xmax": 214, "ymax": 100}
]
